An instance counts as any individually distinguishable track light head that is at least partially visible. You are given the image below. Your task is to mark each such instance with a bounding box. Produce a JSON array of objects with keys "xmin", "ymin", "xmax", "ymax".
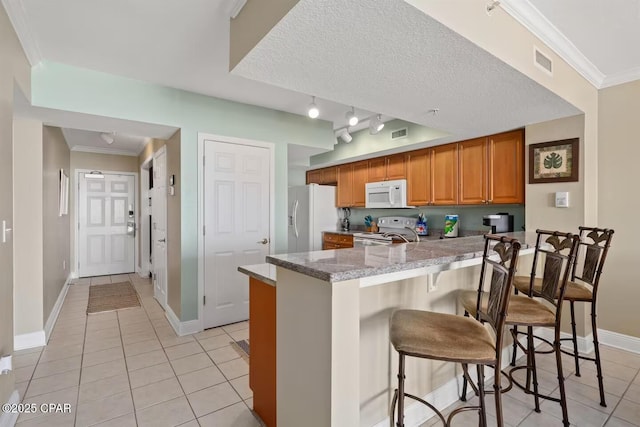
[
  {"xmin": 345, "ymin": 107, "xmax": 358, "ymax": 127},
  {"xmin": 335, "ymin": 128, "xmax": 352, "ymax": 144},
  {"xmin": 307, "ymin": 96, "xmax": 319, "ymax": 119},
  {"xmin": 100, "ymin": 132, "xmax": 115, "ymax": 145},
  {"xmin": 369, "ymin": 114, "xmax": 385, "ymax": 135}
]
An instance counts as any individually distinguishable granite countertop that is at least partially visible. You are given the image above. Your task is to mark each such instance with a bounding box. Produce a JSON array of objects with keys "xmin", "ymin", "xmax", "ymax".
[
  {"xmin": 266, "ymin": 232, "xmax": 535, "ymax": 283},
  {"xmin": 237, "ymin": 263, "xmax": 277, "ymax": 287}
]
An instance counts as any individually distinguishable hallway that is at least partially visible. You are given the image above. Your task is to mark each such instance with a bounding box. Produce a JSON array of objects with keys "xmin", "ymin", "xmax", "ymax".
[{"xmin": 12, "ymin": 274, "xmax": 258, "ymax": 427}]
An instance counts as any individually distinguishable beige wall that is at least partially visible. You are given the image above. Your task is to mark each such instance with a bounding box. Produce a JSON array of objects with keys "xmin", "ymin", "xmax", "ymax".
[
  {"xmin": 598, "ymin": 80, "xmax": 640, "ymax": 338},
  {"xmin": 166, "ymin": 131, "xmax": 182, "ymax": 317},
  {"xmin": 13, "ymin": 118, "xmax": 43, "ymax": 336},
  {"xmin": 70, "ymin": 151, "xmax": 139, "ymax": 275},
  {"xmin": 42, "ymin": 126, "xmax": 71, "ymax": 323},
  {"xmin": 1, "ymin": 3, "xmax": 31, "ymax": 405},
  {"xmin": 138, "ymin": 138, "xmax": 166, "ymax": 166}
]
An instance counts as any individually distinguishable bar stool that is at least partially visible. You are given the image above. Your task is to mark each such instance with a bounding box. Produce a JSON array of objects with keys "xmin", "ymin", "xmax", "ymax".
[
  {"xmin": 389, "ymin": 235, "xmax": 521, "ymax": 427},
  {"xmin": 512, "ymin": 226, "xmax": 614, "ymax": 407},
  {"xmin": 458, "ymin": 230, "xmax": 580, "ymax": 427}
]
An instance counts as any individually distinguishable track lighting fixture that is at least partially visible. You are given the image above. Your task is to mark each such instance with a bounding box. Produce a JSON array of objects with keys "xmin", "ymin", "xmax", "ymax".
[
  {"xmin": 345, "ymin": 107, "xmax": 358, "ymax": 127},
  {"xmin": 307, "ymin": 96, "xmax": 319, "ymax": 119},
  {"xmin": 369, "ymin": 114, "xmax": 385, "ymax": 135},
  {"xmin": 100, "ymin": 132, "xmax": 115, "ymax": 145},
  {"xmin": 335, "ymin": 128, "xmax": 352, "ymax": 144}
]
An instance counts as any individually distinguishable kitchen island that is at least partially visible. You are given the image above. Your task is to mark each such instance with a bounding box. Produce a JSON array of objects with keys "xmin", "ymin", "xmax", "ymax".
[{"xmin": 243, "ymin": 232, "xmax": 536, "ymax": 427}]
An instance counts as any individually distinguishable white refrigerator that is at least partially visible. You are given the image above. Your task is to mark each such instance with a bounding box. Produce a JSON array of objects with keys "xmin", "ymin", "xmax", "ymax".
[{"xmin": 288, "ymin": 184, "xmax": 338, "ymax": 252}]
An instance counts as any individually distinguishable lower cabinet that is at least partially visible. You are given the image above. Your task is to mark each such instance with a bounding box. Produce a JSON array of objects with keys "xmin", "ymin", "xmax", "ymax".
[{"xmin": 323, "ymin": 232, "xmax": 354, "ymax": 249}]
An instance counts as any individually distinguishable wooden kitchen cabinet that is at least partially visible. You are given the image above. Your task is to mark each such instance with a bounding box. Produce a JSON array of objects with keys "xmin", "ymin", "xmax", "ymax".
[
  {"xmin": 336, "ymin": 161, "xmax": 368, "ymax": 207},
  {"xmin": 306, "ymin": 166, "xmax": 337, "ymax": 185},
  {"xmin": 323, "ymin": 232, "xmax": 354, "ymax": 249},
  {"xmin": 457, "ymin": 130, "xmax": 524, "ymax": 205},
  {"xmin": 459, "ymin": 137, "xmax": 488, "ymax": 205},
  {"xmin": 368, "ymin": 154, "xmax": 406, "ymax": 182},
  {"xmin": 431, "ymin": 143, "xmax": 458, "ymax": 205},
  {"xmin": 406, "ymin": 149, "xmax": 431, "ymax": 206},
  {"xmin": 488, "ymin": 130, "xmax": 524, "ymax": 204}
]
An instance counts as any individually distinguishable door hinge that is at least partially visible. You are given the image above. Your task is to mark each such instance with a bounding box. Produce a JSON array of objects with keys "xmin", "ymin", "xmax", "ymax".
[{"xmin": 203, "ymin": 295, "xmax": 206, "ymax": 305}]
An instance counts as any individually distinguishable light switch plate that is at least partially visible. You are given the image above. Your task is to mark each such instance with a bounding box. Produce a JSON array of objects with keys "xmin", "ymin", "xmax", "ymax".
[{"xmin": 555, "ymin": 191, "xmax": 569, "ymax": 208}]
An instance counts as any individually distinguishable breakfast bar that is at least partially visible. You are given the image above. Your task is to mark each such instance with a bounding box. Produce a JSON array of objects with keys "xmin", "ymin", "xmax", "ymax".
[{"xmin": 241, "ymin": 232, "xmax": 536, "ymax": 427}]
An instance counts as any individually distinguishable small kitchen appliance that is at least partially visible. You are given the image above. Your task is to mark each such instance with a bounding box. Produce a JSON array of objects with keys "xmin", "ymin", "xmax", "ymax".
[
  {"xmin": 444, "ymin": 214, "xmax": 459, "ymax": 237},
  {"xmin": 340, "ymin": 207, "xmax": 351, "ymax": 231},
  {"xmin": 482, "ymin": 213, "xmax": 514, "ymax": 234},
  {"xmin": 365, "ymin": 179, "xmax": 414, "ymax": 209}
]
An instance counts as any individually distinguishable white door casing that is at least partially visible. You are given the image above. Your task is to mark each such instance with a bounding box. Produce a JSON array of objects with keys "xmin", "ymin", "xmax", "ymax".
[
  {"xmin": 202, "ymin": 139, "xmax": 271, "ymax": 328},
  {"xmin": 78, "ymin": 172, "xmax": 136, "ymax": 277},
  {"xmin": 152, "ymin": 147, "xmax": 168, "ymax": 309}
]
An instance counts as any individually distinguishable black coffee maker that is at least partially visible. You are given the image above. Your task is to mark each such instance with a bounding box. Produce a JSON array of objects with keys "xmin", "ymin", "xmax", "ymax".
[{"xmin": 483, "ymin": 213, "xmax": 514, "ymax": 233}]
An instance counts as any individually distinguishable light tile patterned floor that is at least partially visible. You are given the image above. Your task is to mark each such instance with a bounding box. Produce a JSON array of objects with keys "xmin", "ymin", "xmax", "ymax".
[
  {"xmin": 13, "ymin": 274, "xmax": 259, "ymax": 427},
  {"xmin": 418, "ymin": 340, "xmax": 640, "ymax": 426}
]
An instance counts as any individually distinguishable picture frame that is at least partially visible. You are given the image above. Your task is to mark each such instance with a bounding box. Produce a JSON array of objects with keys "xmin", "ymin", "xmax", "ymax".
[{"xmin": 528, "ymin": 138, "xmax": 579, "ymax": 184}]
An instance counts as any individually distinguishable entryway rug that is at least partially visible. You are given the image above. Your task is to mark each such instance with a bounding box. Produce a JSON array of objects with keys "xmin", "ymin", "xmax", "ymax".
[
  {"xmin": 231, "ymin": 339, "xmax": 250, "ymax": 363},
  {"xmin": 87, "ymin": 281, "xmax": 141, "ymax": 314}
]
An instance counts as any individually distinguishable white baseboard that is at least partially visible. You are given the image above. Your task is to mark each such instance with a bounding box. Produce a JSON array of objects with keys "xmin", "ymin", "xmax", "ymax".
[
  {"xmin": 0, "ymin": 390, "xmax": 20, "ymax": 427},
  {"xmin": 165, "ymin": 305, "xmax": 202, "ymax": 337},
  {"xmin": 14, "ymin": 330, "xmax": 46, "ymax": 351},
  {"xmin": 598, "ymin": 329, "xmax": 640, "ymax": 354},
  {"xmin": 44, "ymin": 274, "xmax": 71, "ymax": 342},
  {"xmin": 534, "ymin": 327, "xmax": 595, "ymax": 355}
]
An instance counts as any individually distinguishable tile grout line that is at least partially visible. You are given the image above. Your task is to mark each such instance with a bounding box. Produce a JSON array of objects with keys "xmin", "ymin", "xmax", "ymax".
[
  {"xmin": 601, "ymin": 367, "xmax": 640, "ymax": 426},
  {"xmin": 116, "ymin": 286, "xmax": 139, "ymax": 427}
]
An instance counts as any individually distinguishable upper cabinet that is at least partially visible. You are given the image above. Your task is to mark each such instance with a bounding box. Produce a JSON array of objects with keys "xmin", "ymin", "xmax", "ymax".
[
  {"xmin": 431, "ymin": 143, "xmax": 459, "ymax": 205},
  {"xmin": 458, "ymin": 130, "xmax": 524, "ymax": 205},
  {"xmin": 488, "ymin": 130, "xmax": 524, "ymax": 204},
  {"xmin": 336, "ymin": 161, "xmax": 368, "ymax": 208},
  {"xmin": 306, "ymin": 166, "xmax": 338, "ymax": 185},
  {"xmin": 368, "ymin": 154, "xmax": 406, "ymax": 182},
  {"xmin": 309, "ymin": 129, "xmax": 524, "ymax": 207}
]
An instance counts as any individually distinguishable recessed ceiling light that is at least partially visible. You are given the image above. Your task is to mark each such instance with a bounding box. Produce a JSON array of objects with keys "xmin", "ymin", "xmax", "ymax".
[
  {"xmin": 308, "ymin": 96, "xmax": 319, "ymax": 119},
  {"xmin": 369, "ymin": 115, "xmax": 385, "ymax": 135},
  {"xmin": 345, "ymin": 107, "xmax": 358, "ymax": 127}
]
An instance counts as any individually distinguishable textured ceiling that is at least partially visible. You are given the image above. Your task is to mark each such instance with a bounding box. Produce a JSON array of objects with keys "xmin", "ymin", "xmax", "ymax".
[
  {"xmin": 233, "ymin": 0, "xmax": 581, "ymax": 140},
  {"xmin": 14, "ymin": 0, "xmax": 387, "ymax": 130},
  {"xmin": 61, "ymin": 128, "xmax": 150, "ymax": 155}
]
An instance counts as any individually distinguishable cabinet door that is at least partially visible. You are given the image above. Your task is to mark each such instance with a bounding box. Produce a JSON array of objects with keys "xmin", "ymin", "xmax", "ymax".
[
  {"xmin": 459, "ymin": 138, "xmax": 488, "ymax": 205},
  {"xmin": 306, "ymin": 169, "xmax": 322, "ymax": 185},
  {"xmin": 386, "ymin": 154, "xmax": 406, "ymax": 180},
  {"xmin": 352, "ymin": 161, "xmax": 369, "ymax": 207},
  {"xmin": 321, "ymin": 166, "xmax": 338, "ymax": 184},
  {"xmin": 336, "ymin": 165, "xmax": 353, "ymax": 207},
  {"xmin": 489, "ymin": 130, "xmax": 524, "ymax": 204},
  {"xmin": 431, "ymin": 143, "xmax": 458, "ymax": 205},
  {"xmin": 368, "ymin": 158, "xmax": 386, "ymax": 182},
  {"xmin": 406, "ymin": 149, "xmax": 431, "ymax": 206}
]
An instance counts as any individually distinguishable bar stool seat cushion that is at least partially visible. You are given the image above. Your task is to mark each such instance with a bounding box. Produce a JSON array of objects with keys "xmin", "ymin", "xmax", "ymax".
[
  {"xmin": 458, "ymin": 291, "xmax": 556, "ymax": 326},
  {"xmin": 513, "ymin": 276, "xmax": 593, "ymax": 302},
  {"xmin": 390, "ymin": 309, "xmax": 495, "ymax": 364}
]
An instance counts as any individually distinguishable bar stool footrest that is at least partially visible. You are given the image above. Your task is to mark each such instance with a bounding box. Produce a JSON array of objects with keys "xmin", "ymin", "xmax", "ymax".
[{"xmin": 507, "ymin": 365, "xmax": 563, "ymax": 404}]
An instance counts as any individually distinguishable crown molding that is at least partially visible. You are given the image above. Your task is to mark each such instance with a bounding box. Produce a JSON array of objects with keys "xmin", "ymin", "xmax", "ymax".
[
  {"xmin": 1, "ymin": 0, "xmax": 42, "ymax": 66},
  {"xmin": 500, "ymin": 0, "xmax": 605, "ymax": 89},
  {"xmin": 71, "ymin": 145, "xmax": 139, "ymax": 157},
  {"xmin": 600, "ymin": 66, "xmax": 640, "ymax": 89}
]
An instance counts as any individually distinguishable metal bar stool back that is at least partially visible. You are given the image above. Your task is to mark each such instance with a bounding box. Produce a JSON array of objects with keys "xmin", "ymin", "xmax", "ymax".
[{"xmin": 389, "ymin": 235, "xmax": 521, "ymax": 427}]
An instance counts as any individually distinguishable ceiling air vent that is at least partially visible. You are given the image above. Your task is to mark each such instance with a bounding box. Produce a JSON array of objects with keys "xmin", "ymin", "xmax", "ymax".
[
  {"xmin": 391, "ymin": 128, "xmax": 408, "ymax": 140},
  {"xmin": 534, "ymin": 47, "xmax": 553, "ymax": 75}
]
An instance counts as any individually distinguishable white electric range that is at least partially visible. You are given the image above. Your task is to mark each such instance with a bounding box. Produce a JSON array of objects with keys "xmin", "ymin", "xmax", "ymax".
[{"xmin": 352, "ymin": 216, "xmax": 417, "ymax": 245}]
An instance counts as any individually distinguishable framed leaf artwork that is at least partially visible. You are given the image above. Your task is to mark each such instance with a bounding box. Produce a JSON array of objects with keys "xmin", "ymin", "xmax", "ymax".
[{"xmin": 529, "ymin": 138, "xmax": 579, "ymax": 183}]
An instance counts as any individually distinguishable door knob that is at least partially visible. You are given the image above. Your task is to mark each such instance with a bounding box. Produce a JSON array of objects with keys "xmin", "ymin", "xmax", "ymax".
[
  {"xmin": 158, "ymin": 238, "xmax": 166, "ymax": 243},
  {"xmin": 257, "ymin": 238, "xmax": 269, "ymax": 245}
]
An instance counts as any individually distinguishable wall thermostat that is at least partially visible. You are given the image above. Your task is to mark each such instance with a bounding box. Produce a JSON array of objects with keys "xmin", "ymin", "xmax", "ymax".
[{"xmin": 555, "ymin": 191, "xmax": 569, "ymax": 208}]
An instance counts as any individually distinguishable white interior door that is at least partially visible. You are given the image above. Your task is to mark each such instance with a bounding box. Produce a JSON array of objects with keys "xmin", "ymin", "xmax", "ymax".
[
  {"xmin": 78, "ymin": 173, "xmax": 135, "ymax": 277},
  {"xmin": 203, "ymin": 140, "xmax": 271, "ymax": 328},
  {"xmin": 152, "ymin": 147, "xmax": 168, "ymax": 309}
]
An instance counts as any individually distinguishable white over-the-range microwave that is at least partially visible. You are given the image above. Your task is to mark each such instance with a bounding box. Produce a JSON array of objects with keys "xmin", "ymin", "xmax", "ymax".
[{"xmin": 365, "ymin": 179, "xmax": 415, "ymax": 209}]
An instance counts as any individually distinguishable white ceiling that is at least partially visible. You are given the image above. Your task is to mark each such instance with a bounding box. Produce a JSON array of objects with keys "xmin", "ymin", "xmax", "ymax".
[
  {"xmin": 61, "ymin": 129, "xmax": 150, "ymax": 156},
  {"xmin": 4, "ymin": 0, "xmax": 638, "ymax": 158}
]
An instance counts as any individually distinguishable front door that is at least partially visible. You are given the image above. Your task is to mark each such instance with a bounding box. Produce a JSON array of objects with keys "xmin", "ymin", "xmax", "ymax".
[
  {"xmin": 152, "ymin": 147, "xmax": 167, "ymax": 309},
  {"xmin": 78, "ymin": 173, "xmax": 136, "ymax": 277},
  {"xmin": 203, "ymin": 140, "xmax": 271, "ymax": 328}
]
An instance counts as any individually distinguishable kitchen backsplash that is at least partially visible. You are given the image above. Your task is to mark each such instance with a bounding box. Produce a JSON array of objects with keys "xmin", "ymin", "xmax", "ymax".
[{"xmin": 348, "ymin": 205, "xmax": 525, "ymax": 233}]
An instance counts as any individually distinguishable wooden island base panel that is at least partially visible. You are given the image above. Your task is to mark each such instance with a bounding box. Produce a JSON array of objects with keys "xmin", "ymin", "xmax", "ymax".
[{"xmin": 238, "ymin": 265, "xmax": 277, "ymax": 427}]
